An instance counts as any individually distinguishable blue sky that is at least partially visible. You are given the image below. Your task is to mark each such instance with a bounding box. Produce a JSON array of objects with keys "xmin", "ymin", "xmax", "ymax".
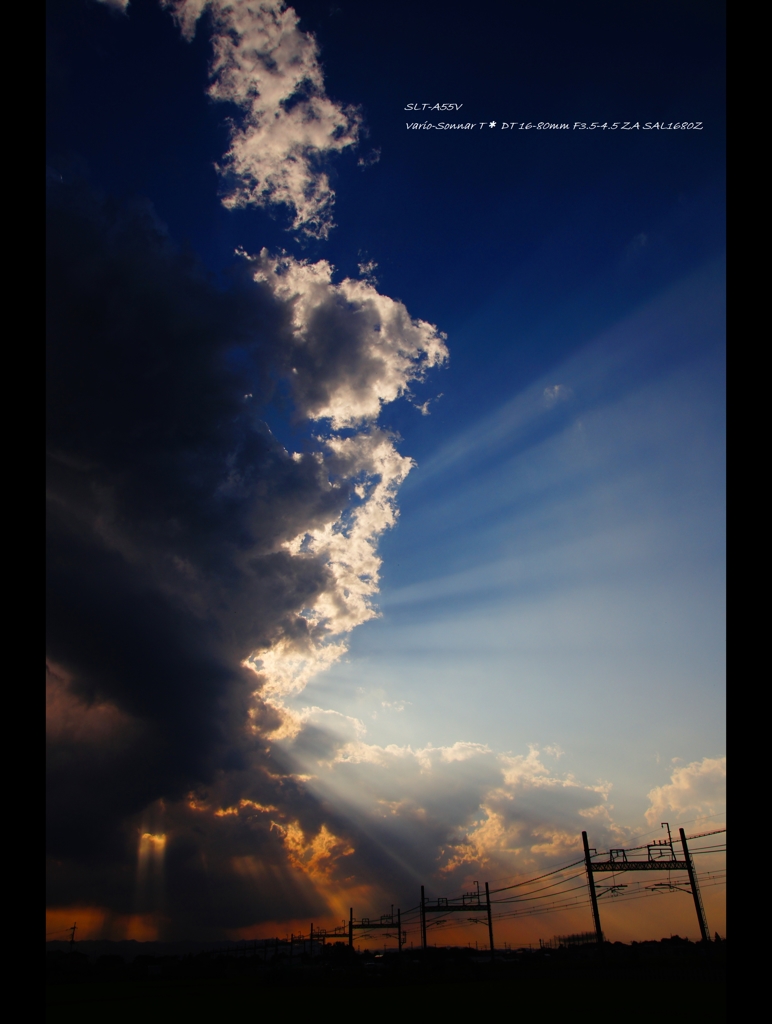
[
  {"xmin": 46, "ymin": 0, "xmax": 725, "ymax": 944},
  {"xmin": 290, "ymin": 261, "xmax": 725, "ymax": 796}
]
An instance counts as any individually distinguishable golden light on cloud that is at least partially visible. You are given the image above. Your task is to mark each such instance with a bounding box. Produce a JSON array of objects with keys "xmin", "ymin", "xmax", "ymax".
[
  {"xmin": 137, "ymin": 832, "xmax": 166, "ymax": 881},
  {"xmin": 267, "ymin": 820, "xmax": 377, "ymax": 921},
  {"xmin": 645, "ymin": 757, "xmax": 726, "ymax": 827},
  {"xmin": 140, "ymin": 832, "xmax": 167, "ymax": 849},
  {"xmin": 136, "ymin": 830, "xmax": 167, "ymax": 915},
  {"xmin": 271, "ymin": 821, "xmax": 354, "ymax": 884},
  {"xmin": 214, "ymin": 799, "xmax": 278, "ymax": 817}
]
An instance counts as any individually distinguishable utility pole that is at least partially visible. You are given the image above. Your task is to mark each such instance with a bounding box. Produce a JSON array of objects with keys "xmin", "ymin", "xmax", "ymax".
[
  {"xmin": 348, "ymin": 907, "xmax": 354, "ymax": 948},
  {"xmin": 485, "ymin": 882, "xmax": 495, "ymax": 962},
  {"xmin": 349, "ymin": 908, "xmax": 403, "ymax": 949},
  {"xmin": 420, "ymin": 883, "xmax": 494, "ymax": 951},
  {"xmin": 680, "ymin": 828, "xmax": 710, "ymax": 942},
  {"xmin": 69, "ymin": 922, "xmax": 77, "ymax": 950},
  {"xmin": 582, "ymin": 831, "xmax": 604, "ymax": 947},
  {"xmin": 582, "ymin": 829, "xmax": 718, "ymax": 944}
]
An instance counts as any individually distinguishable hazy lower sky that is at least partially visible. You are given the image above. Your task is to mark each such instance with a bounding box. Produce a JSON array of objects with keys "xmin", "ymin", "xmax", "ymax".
[{"xmin": 46, "ymin": 0, "xmax": 725, "ymax": 947}]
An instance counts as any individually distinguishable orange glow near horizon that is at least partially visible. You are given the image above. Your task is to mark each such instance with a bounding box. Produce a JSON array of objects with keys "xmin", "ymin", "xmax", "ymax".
[
  {"xmin": 45, "ymin": 880, "xmax": 724, "ymax": 947},
  {"xmin": 47, "ymin": 835, "xmax": 724, "ymax": 947},
  {"xmin": 46, "ymin": 907, "xmax": 162, "ymax": 942},
  {"xmin": 226, "ymin": 917, "xmax": 346, "ymax": 942}
]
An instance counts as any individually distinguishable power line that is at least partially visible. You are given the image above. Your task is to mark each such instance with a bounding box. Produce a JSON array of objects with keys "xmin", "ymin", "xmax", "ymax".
[
  {"xmin": 489, "ymin": 859, "xmax": 586, "ymax": 896},
  {"xmin": 195, "ymin": 829, "xmax": 726, "ymax": 955},
  {"xmin": 493, "ymin": 879, "xmax": 588, "ymax": 906}
]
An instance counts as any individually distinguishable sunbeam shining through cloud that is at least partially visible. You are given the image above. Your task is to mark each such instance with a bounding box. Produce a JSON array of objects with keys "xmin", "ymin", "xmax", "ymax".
[{"xmin": 47, "ymin": 0, "xmax": 725, "ymax": 948}]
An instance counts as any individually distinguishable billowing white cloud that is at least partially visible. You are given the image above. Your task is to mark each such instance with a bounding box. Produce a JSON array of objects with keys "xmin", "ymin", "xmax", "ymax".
[
  {"xmin": 645, "ymin": 756, "xmax": 726, "ymax": 826},
  {"xmin": 247, "ymin": 429, "xmax": 417, "ymax": 703},
  {"xmin": 163, "ymin": 0, "xmax": 361, "ymax": 236},
  {"xmin": 242, "ymin": 250, "xmax": 446, "ymax": 703},
  {"xmin": 333, "ymin": 738, "xmax": 494, "ymax": 771},
  {"xmin": 281, "ymin": 725, "xmax": 628, "ymax": 892},
  {"xmin": 251, "ymin": 249, "xmax": 448, "ymax": 426}
]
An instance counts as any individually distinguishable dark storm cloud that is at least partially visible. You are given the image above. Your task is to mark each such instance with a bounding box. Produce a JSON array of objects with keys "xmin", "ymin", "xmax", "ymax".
[
  {"xmin": 46, "ymin": 176, "xmax": 355, "ymax": 910},
  {"xmin": 46, "ymin": 170, "xmax": 451, "ymax": 935}
]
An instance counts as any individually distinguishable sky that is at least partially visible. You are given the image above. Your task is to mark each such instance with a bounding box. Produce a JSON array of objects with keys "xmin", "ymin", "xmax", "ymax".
[{"xmin": 46, "ymin": 0, "xmax": 725, "ymax": 948}]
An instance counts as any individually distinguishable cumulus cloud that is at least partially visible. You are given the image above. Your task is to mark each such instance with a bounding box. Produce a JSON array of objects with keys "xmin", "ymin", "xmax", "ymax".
[
  {"xmin": 277, "ymin": 725, "xmax": 627, "ymax": 902},
  {"xmin": 249, "ymin": 249, "xmax": 447, "ymax": 426},
  {"xmin": 216, "ymin": 249, "xmax": 447, "ymax": 703},
  {"xmin": 162, "ymin": 0, "xmax": 362, "ymax": 237},
  {"xmin": 645, "ymin": 756, "xmax": 726, "ymax": 827}
]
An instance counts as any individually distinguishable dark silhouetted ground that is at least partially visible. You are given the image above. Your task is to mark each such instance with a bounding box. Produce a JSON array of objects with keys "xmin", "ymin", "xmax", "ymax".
[{"xmin": 46, "ymin": 938, "xmax": 726, "ymax": 1023}]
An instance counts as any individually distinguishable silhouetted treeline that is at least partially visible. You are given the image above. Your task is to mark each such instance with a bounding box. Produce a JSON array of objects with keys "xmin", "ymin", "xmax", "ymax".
[{"xmin": 46, "ymin": 935, "xmax": 725, "ymax": 988}]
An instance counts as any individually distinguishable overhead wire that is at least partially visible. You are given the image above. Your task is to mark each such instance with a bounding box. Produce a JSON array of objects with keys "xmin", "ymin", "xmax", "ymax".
[
  {"xmin": 362, "ymin": 828, "xmax": 725, "ymax": 944},
  {"xmin": 489, "ymin": 859, "xmax": 585, "ymax": 895}
]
